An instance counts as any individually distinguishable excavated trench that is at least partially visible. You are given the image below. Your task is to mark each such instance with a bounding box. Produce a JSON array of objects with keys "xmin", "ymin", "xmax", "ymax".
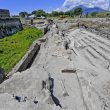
[
  {"xmin": 26, "ymin": 45, "xmax": 40, "ymax": 69},
  {"xmin": 18, "ymin": 44, "xmax": 41, "ymax": 72}
]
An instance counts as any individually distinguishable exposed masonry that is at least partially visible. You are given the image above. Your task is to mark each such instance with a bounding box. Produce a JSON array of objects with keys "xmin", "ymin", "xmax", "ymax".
[
  {"xmin": 8, "ymin": 38, "xmax": 44, "ymax": 77},
  {"xmin": 0, "ymin": 18, "xmax": 23, "ymax": 38},
  {"xmin": 0, "ymin": 9, "xmax": 10, "ymax": 18},
  {"xmin": 0, "ymin": 19, "xmax": 110, "ymax": 110}
]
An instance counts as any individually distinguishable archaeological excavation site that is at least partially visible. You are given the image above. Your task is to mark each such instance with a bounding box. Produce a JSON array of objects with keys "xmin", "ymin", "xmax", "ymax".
[{"xmin": 0, "ymin": 17, "xmax": 110, "ymax": 110}]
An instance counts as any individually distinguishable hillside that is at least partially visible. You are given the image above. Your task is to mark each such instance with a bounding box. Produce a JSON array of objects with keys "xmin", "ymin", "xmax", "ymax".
[{"xmin": 70, "ymin": 5, "xmax": 108, "ymax": 14}]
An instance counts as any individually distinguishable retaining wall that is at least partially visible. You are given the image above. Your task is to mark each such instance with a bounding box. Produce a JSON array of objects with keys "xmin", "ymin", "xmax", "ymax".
[
  {"xmin": 8, "ymin": 40, "xmax": 41, "ymax": 77},
  {"xmin": 0, "ymin": 18, "xmax": 23, "ymax": 38}
]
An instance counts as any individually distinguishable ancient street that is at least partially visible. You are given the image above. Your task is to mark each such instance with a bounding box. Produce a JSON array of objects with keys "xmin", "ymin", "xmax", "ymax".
[{"xmin": 0, "ymin": 20, "xmax": 110, "ymax": 110}]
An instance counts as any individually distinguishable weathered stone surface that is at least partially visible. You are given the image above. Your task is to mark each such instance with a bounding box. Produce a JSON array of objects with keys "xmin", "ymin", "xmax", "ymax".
[
  {"xmin": 8, "ymin": 40, "xmax": 40, "ymax": 77},
  {"xmin": 0, "ymin": 68, "xmax": 5, "ymax": 83},
  {"xmin": 0, "ymin": 18, "xmax": 23, "ymax": 38},
  {"xmin": 0, "ymin": 19, "xmax": 110, "ymax": 110},
  {"xmin": 35, "ymin": 23, "xmax": 49, "ymax": 34}
]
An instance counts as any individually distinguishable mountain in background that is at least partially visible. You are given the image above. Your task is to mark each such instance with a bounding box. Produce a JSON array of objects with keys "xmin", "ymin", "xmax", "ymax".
[{"xmin": 70, "ymin": 5, "xmax": 108, "ymax": 14}]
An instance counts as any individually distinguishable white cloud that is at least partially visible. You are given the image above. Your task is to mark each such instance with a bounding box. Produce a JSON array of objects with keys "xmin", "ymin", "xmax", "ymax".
[{"xmin": 56, "ymin": 0, "xmax": 109, "ymax": 11}]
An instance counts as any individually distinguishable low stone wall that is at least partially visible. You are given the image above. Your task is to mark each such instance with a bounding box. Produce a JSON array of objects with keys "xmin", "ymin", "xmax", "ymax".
[
  {"xmin": 35, "ymin": 24, "xmax": 49, "ymax": 34},
  {"xmin": 0, "ymin": 18, "xmax": 23, "ymax": 38},
  {"xmin": 8, "ymin": 40, "xmax": 41, "ymax": 77}
]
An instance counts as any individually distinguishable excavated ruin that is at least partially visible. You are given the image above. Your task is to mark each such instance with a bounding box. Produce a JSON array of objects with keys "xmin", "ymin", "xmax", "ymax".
[{"xmin": 0, "ymin": 19, "xmax": 110, "ymax": 110}]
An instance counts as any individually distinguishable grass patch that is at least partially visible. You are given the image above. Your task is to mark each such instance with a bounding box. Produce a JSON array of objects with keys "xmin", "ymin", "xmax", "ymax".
[{"xmin": 0, "ymin": 27, "xmax": 43, "ymax": 74}]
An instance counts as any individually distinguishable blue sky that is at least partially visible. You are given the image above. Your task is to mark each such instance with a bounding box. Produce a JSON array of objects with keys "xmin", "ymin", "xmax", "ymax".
[
  {"xmin": 0, "ymin": 0, "xmax": 109, "ymax": 14},
  {"xmin": 0, "ymin": 0, "xmax": 64, "ymax": 15}
]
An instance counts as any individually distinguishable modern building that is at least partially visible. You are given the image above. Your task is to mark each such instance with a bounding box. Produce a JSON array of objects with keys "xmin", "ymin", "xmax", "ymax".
[
  {"xmin": 28, "ymin": 15, "xmax": 36, "ymax": 19},
  {"xmin": 36, "ymin": 16, "xmax": 46, "ymax": 19},
  {"xmin": 0, "ymin": 9, "xmax": 10, "ymax": 18}
]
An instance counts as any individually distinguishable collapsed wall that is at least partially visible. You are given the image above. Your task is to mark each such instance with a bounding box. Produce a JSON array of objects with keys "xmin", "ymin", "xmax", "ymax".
[{"xmin": 0, "ymin": 18, "xmax": 23, "ymax": 38}]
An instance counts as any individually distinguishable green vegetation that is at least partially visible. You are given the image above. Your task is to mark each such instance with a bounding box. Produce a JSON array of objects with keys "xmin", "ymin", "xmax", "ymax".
[
  {"xmin": 90, "ymin": 12, "xmax": 110, "ymax": 18},
  {"xmin": 48, "ymin": 11, "xmax": 110, "ymax": 18},
  {"xmin": 19, "ymin": 9, "xmax": 110, "ymax": 19},
  {"xmin": 48, "ymin": 8, "xmax": 83, "ymax": 18},
  {"xmin": 48, "ymin": 8, "xmax": 82, "ymax": 18},
  {"xmin": 0, "ymin": 28, "xmax": 43, "ymax": 73},
  {"xmin": 32, "ymin": 9, "xmax": 47, "ymax": 17},
  {"xmin": 74, "ymin": 8, "xmax": 82, "ymax": 16},
  {"xmin": 91, "ymin": 12, "xmax": 98, "ymax": 17},
  {"xmin": 19, "ymin": 8, "xmax": 83, "ymax": 19}
]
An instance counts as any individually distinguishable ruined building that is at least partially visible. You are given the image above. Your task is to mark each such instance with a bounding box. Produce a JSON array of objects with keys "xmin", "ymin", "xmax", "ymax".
[
  {"xmin": 0, "ymin": 9, "xmax": 10, "ymax": 18},
  {"xmin": 0, "ymin": 9, "xmax": 23, "ymax": 38}
]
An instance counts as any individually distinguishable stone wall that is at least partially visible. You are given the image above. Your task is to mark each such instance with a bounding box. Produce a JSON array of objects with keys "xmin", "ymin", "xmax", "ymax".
[
  {"xmin": 0, "ymin": 18, "xmax": 23, "ymax": 38},
  {"xmin": 35, "ymin": 24, "xmax": 49, "ymax": 34},
  {"xmin": 8, "ymin": 40, "xmax": 41, "ymax": 77},
  {"xmin": 0, "ymin": 9, "xmax": 10, "ymax": 18}
]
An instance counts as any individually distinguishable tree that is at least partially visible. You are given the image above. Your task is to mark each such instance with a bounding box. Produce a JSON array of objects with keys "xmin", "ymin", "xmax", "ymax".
[
  {"xmin": 65, "ymin": 11, "xmax": 71, "ymax": 16},
  {"xmin": 59, "ymin": 11, "xmax": 64, "ymax": 15},
  {"xmin": 74, "ymin": 8, "xmax": 83, "ymax": 16},
  {"xmin": 31, "ymin": 10, "xmax": 36, "ymax": 15},
  {"xmin": 51, "ymin": 11, "xmax": 59, "ymax": 17},
  {"xmin": 19, "ymin": 12, "xmax": 28, "ymax": 18},
  {"xmin": 91, "ymin": 12, "xmax": 97, "ymax": 17},
  {"xmin": 46, "ymin": 13, "xmax": 52, "ymax": 17},
  {"xmin": 86, "ymin": 12, "xmax": 89, "ymax": 18},
  {"xmin": 70, "ymin": 11, "xmax": 74, "ymax": 17},
  {"xmin": 35, "ymin": 10, "xmax": 47, "ymax": 17}
]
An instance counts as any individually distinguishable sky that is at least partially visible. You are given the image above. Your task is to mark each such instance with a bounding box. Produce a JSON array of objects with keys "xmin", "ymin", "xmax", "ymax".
[
  {"xmin": 0, "ymin": 0, "xmax": 109, "ymax": 15},
  {"xmin": 0, "ymin": 0, "xmax": 64, "ymax": 15},
  {"xmin": 57, "ymin": 0, "xmax": 110, "ymax": 11}
]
